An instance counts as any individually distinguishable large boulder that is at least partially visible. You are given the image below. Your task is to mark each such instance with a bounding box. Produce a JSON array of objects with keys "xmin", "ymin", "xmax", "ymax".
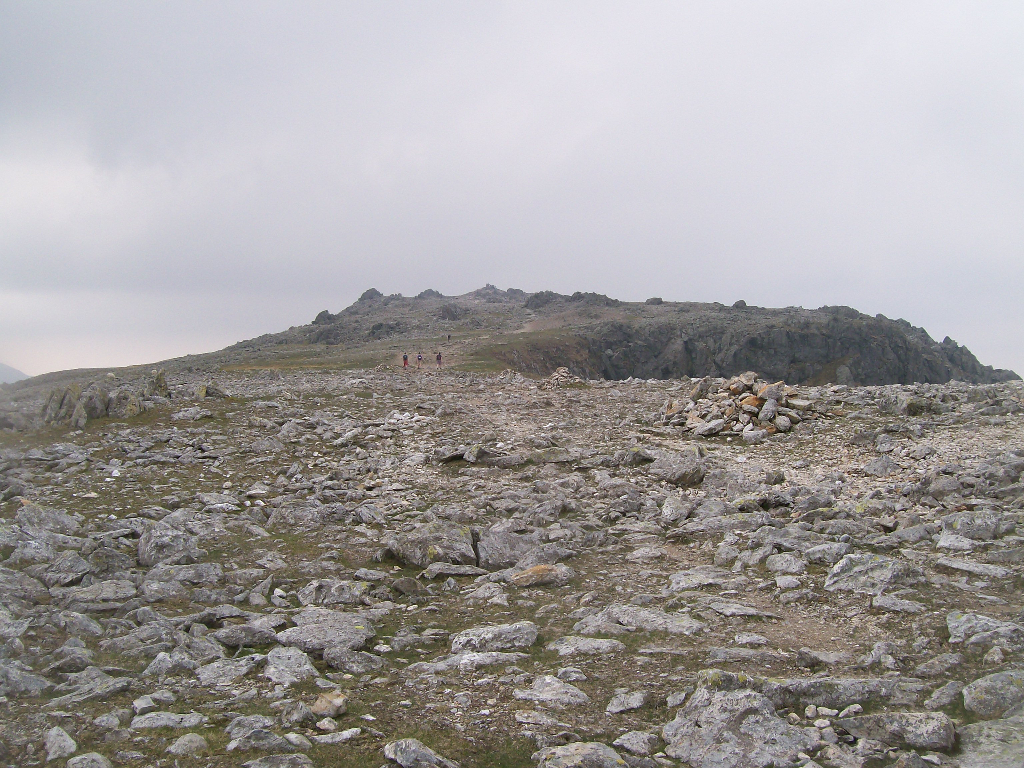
[
  {"xmin": 450, "ymin": 621, "xmax": 538, "ymax": 653},
  {"xmin": 533, "ymin": 742, "xmax": 627, "ymax": 767},
  {"xmin": 380, "ymin": 522, "xmax": 476, "ymax": 568},
  {"xmin": 275, "ymin": 608, "xmax": 376, "ymax": 654},
  {"xmin": 962, "ymin": 670, "xmax": 1024, "ymax": 719},
  {"xmin": 137, "ymin": 523, "xmax": 205, "ymax": 567},
  {"xmin": 662, "ymin": 687, "xmax": 817, "ymax": 768},
  {"xmin": 836, "ymin": 712, "xmax": 956, "ymax": 751},
  {"xmin": 958, "ymin": 714, "xmax": 1024, "ymax": 768},
  {"xmin": 647, "ymin": 448, "xmax": 706, "ymax": 487}
]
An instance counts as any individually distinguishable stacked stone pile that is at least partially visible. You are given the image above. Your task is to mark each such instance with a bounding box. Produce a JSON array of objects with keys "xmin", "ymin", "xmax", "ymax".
[
  {"xmin": 662, "ymin": 371, "xmax": 818, "ymax": 443},
  {"xmin": 539, "ymin": 367, "xmax": 585, "ymax": 389}
]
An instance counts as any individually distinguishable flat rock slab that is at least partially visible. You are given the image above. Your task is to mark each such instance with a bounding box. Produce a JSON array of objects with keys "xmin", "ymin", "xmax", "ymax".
[
  {"xmin": 837, "ymin": 712, "xmax": 956, "ymax": 751},
  {"xmin": 533, "ymin": 742, "xmax": 627, "ymax": 767},
  {"xmin": 131, "ymin": 711, "xmax": 209, "ymax": 729},
  {"xmin": 547, "ymin": 636, "xmax": 627, "ymax": 657},
  {"xmin": 662, "ymin": 687, "xmax": 817, "ymax": 768},
  {"xmin": 668, "ymin": 565, "xmax": 738, "ymax": 591},
  {"xmin": 382, "ymin": 522, "xmax": 476, "ymax": 568},
  {"xmin": 196, "ymin": 655, "xmax": 264, "ymax": 687},
  {"xmin": 450, "ymin": 621, "xmax": 538, "ymax": 653},
  {"xmin": 871, "ymin": 594, "xmax": 925, "ymax": 614},
  {"xmin": 935, "ymin": 556, "xmax": 1011, "ymax": 579},
  {"xmin": 275, "ymin": 608, "xmax": 375, "ymax": 653},
  {"xmin": 242, "ymin": 756, "xmax": 315, "ymax": 768},
  {"xmin": 947, "ymin": 611, "xmax": 1024, "ymax": 652},
  {"xmin": 263, "ymin": 645, "xmax": 318, "ymax": 686},
  {"xmin": 957, "ymin": 714, "xmax": 1024, "ymax": 768},
  {"xmin": 384, "ymin": 738, "xmax": 460, "ymax": 768},
  {"xmin": 514, "ymin": 675, "xmax": 590, "ymax": 708},
  {"xmin": 824, "ymin": 554, "xmax": 916, "ymax": 595},
  {"xmin": 574, "ymin": 604, "xmax": 705, "ymax": 636}
]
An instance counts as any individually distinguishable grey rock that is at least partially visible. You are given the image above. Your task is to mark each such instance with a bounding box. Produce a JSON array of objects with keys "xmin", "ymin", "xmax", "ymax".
[
  {"xmin": 275, "ymin": 608, "xmax": 375, "ymax": 653},
  {"xmin": 384, "ymin": 738, "xmax": 461, "ymax": 767},
  {"xmin": 648, "ymin": 449, "xmax": 706, "ymax": 487},
  {"xmin": 131, "ymin": 711, "xmax": 208, "ymax": 729},
  {"xmin": 0, "ymin": 566, "xmax": 48, "ymax": 603},
  {"xmin": 957, "ymin": 714, "xmax": 1024, "ymax": 768},
  {"xmin": 450, "ymin": 621, "xmax": 538, "ymax": 653},
  {"xmin": 513, "ymin": 675, "xmax": 590, "ymax": 708},
  {"xmin": 263, "ymin": 645, "xmax": 318, "ymax": 686},
  {"xmin": 823, "ymin": 554, "xmax": 916, "ymax": 595},
  {"xmin": 924, "ymin": 680, "xmax": 965, "ymax": 710},
  {"xmin": 606, "ymin": 690, "xmax": 648, "ymax": 714},
  {"xmin": 381, "ymin": 522, "xmax": 476, "ymax": 568},
  {"xmin": 871, "ymin": 594, "xmax": 925, "ymax": 614},
  {"xmin": 212, "ymin": 623, "xmax": 278, "ymax": 647},
  {"xmin": 573, "ymin": 604, "xmax": 705, "ymax": 636},
  {"xmin": 138, "ymin": 523, "xmax": 204, "ymax": 567},
  {"xmin": 195, "ymin": 655, "xmax": 264, "ymax": 687},
  {"xmin": 836, "ymin": 712, "xmax": 956, "ymax": 751},
  {"xmin": 962, "ymin": 670, "xmax": 1024, "ymax": 719},
  {"xmin": 166, "ymin": 733, "xmax": 209, "ymax": 755},
  {"xmin": 533, "ymin": 742, "xmax": 627, "ymax": 767},
  {"xmin": 547, "ymin": 636, "xmax": 627, "ymax": 657},
  {"xmin": 0, "ymin": 658, "xmax": 52, "ymax": 697},
  {"xmin": 242, "ymin": 757, "xmax": 314, "ymax": 768},
  {"xmin": 662, "ymin": 687, "xmax": 817, "ymax": 768},
  {"xmin": 947, "ymin": 611, "xmax": 1024, "ymax": 652},
  {"xmin": 296, "ymin": 579, "xmax": 372, "ymax": 607},
  {"xmin": 765, "ymin": 553, "xmax": 805, "ymax": 574},
  {"xmin": 611, "ymin": 731, "xmax": 660, "ymax": 756},
  {"xmin": 322, "ymin": 647, "xmax": 387, "ymax": 674},
  {"xmin": 914, "ymin": 653, "xmax": 963, "ymax": 678},
  {"xmin": 44, "ymin": 726, "xmax": 77, "ymax": 761},
  {"xmin": 66, "ymin": 754, "xmax": 114, "ymax": 768}
]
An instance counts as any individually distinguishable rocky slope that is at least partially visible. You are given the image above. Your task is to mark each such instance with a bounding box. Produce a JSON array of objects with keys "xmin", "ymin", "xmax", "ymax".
[
  {"xmin": 231, "ymin": 287, "xmax": 1019, "ymax": 386},
  {"xmin": 1, "ymin": 362, "xmax": 1023, "ymax": 768}
]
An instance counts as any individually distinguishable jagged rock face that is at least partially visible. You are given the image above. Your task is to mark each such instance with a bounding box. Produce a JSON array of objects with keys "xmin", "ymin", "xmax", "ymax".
[
  {"xmin": 294, "ymin": 289, "xmax": 1019, "ymax": 385},
  {"xmin": 581, "ymin": 310, "xmax": 1016, "ymax": 385},
  {"xmin": 0, "ymin": 363, "xmax": 1022, "ymax": 767}
]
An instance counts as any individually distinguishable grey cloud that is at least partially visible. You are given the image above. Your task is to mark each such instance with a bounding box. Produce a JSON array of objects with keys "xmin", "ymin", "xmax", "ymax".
[{"xmin": 0, "ymin": 2, "xmax": 1021, "ymax": 375}]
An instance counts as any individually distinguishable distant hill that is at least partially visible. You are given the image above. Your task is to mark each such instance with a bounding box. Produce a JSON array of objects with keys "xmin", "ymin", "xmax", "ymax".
[
  {"xmin": 211, "ymin": 286, "xmax": 1019, "ymax": 386},
  {"xmin": 0, "ymin": 363, "xmax": 28, "ymax": 384}
]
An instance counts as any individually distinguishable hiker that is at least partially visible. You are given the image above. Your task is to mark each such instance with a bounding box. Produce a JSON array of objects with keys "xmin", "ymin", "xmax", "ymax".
[
  {"xmin": 447, "ymin": 334, "xmax": 451, "ymax": 343},
  {"xmin": 402, "ymin": 353, "xmax": 408, "ymax": 369},
  {"xmin": 416, "ymin": 352, "xmax": 423, "ymax": 369},
  {"xmin": 436, "ymin": 351, "xmax": 442, "ymax": 369}
]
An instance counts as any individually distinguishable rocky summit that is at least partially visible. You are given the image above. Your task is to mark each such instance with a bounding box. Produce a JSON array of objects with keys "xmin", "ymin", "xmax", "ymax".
[{"xmin": 0, "ymin": 295, "xmax": 1023, "ymax": 768}]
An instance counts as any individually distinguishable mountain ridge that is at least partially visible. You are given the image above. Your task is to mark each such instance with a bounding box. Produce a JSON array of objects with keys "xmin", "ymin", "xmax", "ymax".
[{"xmin": 0, "ymin": 363, "xmax": 27, "ymax": 384}]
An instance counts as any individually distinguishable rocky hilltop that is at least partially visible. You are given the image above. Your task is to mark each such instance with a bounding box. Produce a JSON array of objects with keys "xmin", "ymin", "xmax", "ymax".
[
  {"xmin": 0, "ymin": 353, "xmax": 1023, "ymax": 767},
  {"xmin": 227, "ymin": 286, "xmax": 1018, "ymax": 386}
]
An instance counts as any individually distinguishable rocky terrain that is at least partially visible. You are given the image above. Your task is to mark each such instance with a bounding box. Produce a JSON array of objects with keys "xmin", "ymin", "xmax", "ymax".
[{"xmin": 1, "ymin": 355, "xmax": 1023, "ymax": 768}]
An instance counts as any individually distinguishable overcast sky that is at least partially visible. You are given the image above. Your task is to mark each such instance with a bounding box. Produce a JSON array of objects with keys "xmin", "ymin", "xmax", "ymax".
[{"xmin": 1, "ymin": 2, "xmax": 1022, "ymax": 377}]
